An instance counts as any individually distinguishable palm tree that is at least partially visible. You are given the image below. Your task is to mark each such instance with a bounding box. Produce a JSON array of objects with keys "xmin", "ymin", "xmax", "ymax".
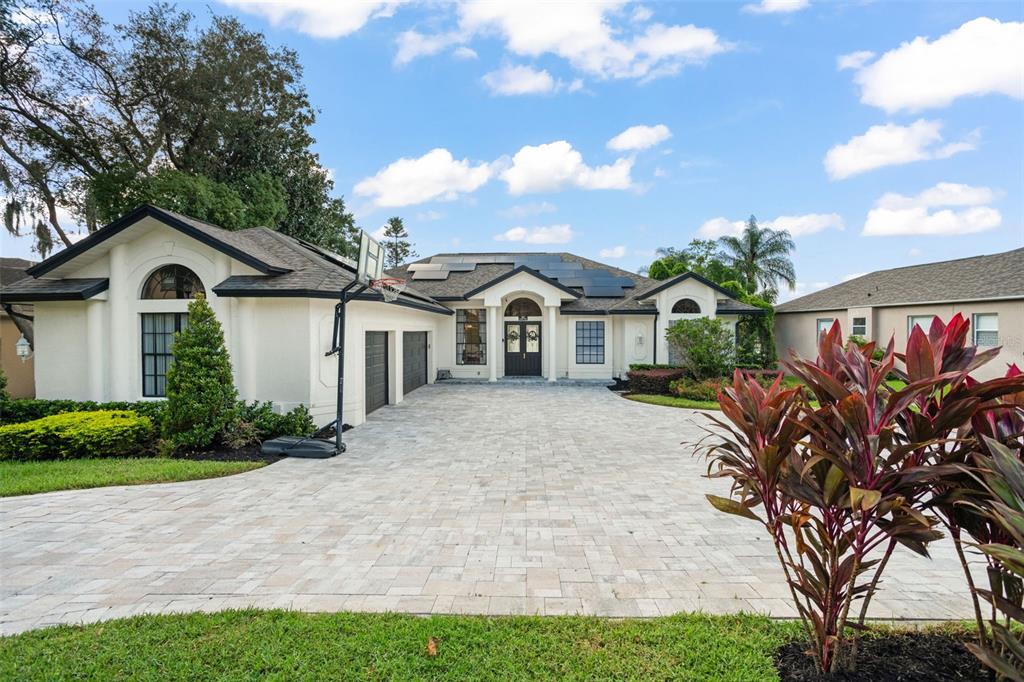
[{"xmin": 718, "ymin": 215, "xmax": 796, "ymax": 299}]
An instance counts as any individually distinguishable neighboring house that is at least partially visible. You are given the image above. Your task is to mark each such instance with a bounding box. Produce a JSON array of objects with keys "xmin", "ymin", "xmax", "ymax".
[
  {"xmin": 775, "ymin": 248, "xmax": 1024, "ymax": 380},
  {"xmin": 0, "ymin": 205, "xmax": 764, "ymax": 426},
  {"xmin": 0, "ymin": 257, "xmax": 36, "ymax": 398}
]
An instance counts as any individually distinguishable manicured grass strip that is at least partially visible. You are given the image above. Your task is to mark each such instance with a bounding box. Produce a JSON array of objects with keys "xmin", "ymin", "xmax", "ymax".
[
  {"xmin": 0, "ymin": 458, "xmax": 265, "ymax": 497},
  {"xmin": 626, "ymin": 394, "xmax": 721, "ymax": 411},
  {"xmin": 0, "ymin": 610, "xmax": 802, "ymax": 681}
]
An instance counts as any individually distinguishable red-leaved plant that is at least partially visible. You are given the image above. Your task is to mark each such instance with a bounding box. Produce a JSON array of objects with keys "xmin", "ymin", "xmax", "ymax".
[{"xmin": 702, "ymin": 316, "xmax": 1018, "ymax": 673}]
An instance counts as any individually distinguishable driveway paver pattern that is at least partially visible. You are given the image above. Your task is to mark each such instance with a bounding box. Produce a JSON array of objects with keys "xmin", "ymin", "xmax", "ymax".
[{"xmin": 1, "ymin": 384, "xmax": 979, "ymax": 634}]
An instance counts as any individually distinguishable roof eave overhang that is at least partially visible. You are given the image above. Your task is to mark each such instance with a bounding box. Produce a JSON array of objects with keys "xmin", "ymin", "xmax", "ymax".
[
  {"xmin": 637, "ymin": 271, "xmax": 740, "ymax": 301},
  {"xmin": 211, "ymin": 284, "xmax": 453, "ymax": 315},
  {"xmin": 27, "ymin": 205, "xmax": 291, "ymax": 278},
  {"xmin": 461, "ymin": 265, "xmax": 582, "ymax": 300},
  {"xmin": 0, "ymin": 278, "xmax": 110, "ymax": 303}
]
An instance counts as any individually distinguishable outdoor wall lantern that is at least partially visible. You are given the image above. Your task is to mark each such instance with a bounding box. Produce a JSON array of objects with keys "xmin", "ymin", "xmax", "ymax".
[{"xmin": 15, "ymin": 334, "xmax": 31, "ymax": 361}]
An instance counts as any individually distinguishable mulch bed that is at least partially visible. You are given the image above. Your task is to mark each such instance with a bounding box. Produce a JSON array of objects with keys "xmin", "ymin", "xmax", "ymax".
[
  {"xmin": 775, "ymin": 632, "xmax": 989, "ymax": 681},
  {"xmin": 170, "ymin": 445, "xmax": 284, "ymax": 464}
]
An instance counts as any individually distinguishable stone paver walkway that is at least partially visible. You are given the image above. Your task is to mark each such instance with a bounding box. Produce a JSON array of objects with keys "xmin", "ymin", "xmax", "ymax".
[{"xmin": 1, "ymin": 384, "xmax": 978, "ymax": 634}]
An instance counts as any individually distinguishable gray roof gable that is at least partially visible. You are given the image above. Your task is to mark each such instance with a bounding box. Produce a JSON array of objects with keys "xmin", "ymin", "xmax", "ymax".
[{"xmin": 776, "ymin": 247, "xmax": 1024, "ymax": 313}]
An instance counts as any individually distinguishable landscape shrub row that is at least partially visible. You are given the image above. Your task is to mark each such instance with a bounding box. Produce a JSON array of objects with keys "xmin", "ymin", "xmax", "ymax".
[
  {"xmin": 625, "ymin": 367, "xmax": 687, "ymax": 395},
  {"xmin": 0, "ymin": 398, "xmax": 166, "ymax": 425},
  {"xmin": 0, "ymin": 411, "xmax": 154, "ymax": 461},
  {"xmin": 669, "ymin": 374, "xmax": 780, "ymax": 402}
]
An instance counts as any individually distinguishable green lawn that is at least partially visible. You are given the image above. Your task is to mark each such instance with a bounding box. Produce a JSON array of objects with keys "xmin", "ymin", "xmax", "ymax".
[
  {"xmin": 0, "ymin": 610, "xmax": 802, "ymax": 681},
  {"xmin": 0, "ymin": 458, "xmax": 265, "ymax": 497},
  {"xmin": 626, "ymin": 394, "xmax": 721, "ymax": 411}
]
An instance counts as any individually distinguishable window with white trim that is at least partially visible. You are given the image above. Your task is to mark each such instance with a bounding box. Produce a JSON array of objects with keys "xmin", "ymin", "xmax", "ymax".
[
  {"xmin": 456, "ymin": 309, "xmax": 486, "ymax": 365},
  {"xmin": 816, "ymin": 318, "xmax": 834, "ymax": 339},
  {"xmin": 852, "ymin": 317, "xmax": 867, "ymax": 337},
  {"xmin": 575, "ymin": 321, "xmax": 605, "ymax": 364},
  {"xmin": 973, "ymin": 313, "xmax": 998, "ymax": 346},
  {"xmin": 908, "ymin": 315, "xmax": 936, "ymax": 336}
]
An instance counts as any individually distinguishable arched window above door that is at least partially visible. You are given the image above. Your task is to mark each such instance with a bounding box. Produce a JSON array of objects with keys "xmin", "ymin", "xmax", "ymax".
[
  {"xmin": 505, "ymin": 297, "xmax": 542, "ymax": 317},
  {"xmin": 671, "ymin": 298, "xmax": 701, "ymax": 314},
  {"xmin": 141, "ymin": 265, "xmax": 205, "ymax": 300}
]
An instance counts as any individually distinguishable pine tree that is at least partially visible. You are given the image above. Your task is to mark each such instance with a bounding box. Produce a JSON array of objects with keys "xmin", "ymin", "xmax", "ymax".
[
  {"xmin": 382, "ymin": 216, "xmax": 418, "ymax": 269},
  {"xmin": 163, "ymin": 295, "xmax": 238, "ymax": 451}
]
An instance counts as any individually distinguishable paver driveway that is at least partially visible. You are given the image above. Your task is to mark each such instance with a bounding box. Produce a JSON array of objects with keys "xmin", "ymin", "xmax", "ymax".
[{"xmin": 1, "ymin": 384, "xmax": 978, "ymax": 634}]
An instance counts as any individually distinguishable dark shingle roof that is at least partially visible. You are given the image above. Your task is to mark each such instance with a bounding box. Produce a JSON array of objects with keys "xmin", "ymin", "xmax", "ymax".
[
  {"xmin": 776, "ymin": 248, "xmax": 1024, "ymax": 314},
  {"xmin": 0, "ymin": 258, "xmax": 34, "ymax": 287},
  {"xmin": 0, "ymin": 277, "xmax": 108, "ymax": 302}
]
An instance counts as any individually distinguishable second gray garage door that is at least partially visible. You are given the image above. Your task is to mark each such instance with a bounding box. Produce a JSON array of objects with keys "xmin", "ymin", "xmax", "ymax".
[
  {"xmin": 365, "ymin": 331, "xmax": 388, "ymax": 415},
  {"xmin": 403, "ymin": 332, "xmax": 427, "ymax": 394}
]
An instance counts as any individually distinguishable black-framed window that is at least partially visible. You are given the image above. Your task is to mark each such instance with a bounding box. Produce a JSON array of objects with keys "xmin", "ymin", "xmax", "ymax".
[
  {"xmin": 505, "ymin": 297, "xmax": 542, "ymax": 317},
  {"xmin": 142, "ymin": 313, "xmax": 188, "ymax": 397},
  {"xmin": 671, "ymin": 298, "xmax": 700, "ymax": 314},
  {"xmin": 456, "ymin": 309, "xmax": 486, "ymax": 365},
  {"xmin": 576, "ymin": 321, "xmax": 605, "ymax": 364},
  {"xmin": 852, "ymin": 316, "xmax": 867, "ymax": 336},
  {"xmin": 142, "ymin": 265, "xmax": 205, "ymax": 300}
]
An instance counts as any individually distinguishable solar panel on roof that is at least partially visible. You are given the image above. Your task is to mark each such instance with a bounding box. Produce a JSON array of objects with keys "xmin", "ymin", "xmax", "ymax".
[
  {"xmin": 430, "ymin": 256, "xmax": 466, "ymax": 264},
  {"xmin": 583, "ymin": 286, "xmax": 627, "ymax": 297},
  {"xmin": 411, "ymin": 270, "xmax": 450, "ymax": 280},
  {"xmin": 407, "ymin": 263, "xmax": 444, "ymax": 271},
  {"xmin": 444, "ymin": 263, "xmax": 476, "ymax": 271}
]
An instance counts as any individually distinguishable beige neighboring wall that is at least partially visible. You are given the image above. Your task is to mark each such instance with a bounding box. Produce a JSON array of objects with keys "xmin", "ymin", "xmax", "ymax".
[
  {"xmin": 776, "ymin": 299, "xmax": 1024, "ymax": 380},
  {"xmin": 774, "ymin": 308, "xmax": 845, "ymax": 364},
  {"xmin": 0, "ymin": 314, "xmax": 34, "ymax": 398}
]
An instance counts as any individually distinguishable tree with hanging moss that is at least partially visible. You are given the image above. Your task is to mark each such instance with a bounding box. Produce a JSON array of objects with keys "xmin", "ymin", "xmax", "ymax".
[{"xmin": 163, "ymin": 295, "xmax": 237, "ymax": 451}]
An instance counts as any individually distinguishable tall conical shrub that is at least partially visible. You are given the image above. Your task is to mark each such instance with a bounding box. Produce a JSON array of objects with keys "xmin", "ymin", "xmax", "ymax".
[{"xmin": 163, "ymin": 294, "xmax": 237, "ymax": 451}]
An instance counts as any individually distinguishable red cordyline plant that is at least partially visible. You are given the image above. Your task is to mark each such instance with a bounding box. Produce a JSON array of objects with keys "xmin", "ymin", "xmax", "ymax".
[{"xmin": 701, "ymin": 318, "xmax": 1008, "ymax": 674}]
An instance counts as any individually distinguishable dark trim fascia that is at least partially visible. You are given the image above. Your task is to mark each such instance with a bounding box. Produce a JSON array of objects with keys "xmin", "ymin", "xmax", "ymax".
[
  {"xmin": 27, "ymin": 205, "xmax": 290, "ymax": 277},
  {"xmin": 212, "ymin": 286, "xmax": 453, "ymax": 315},
  {"xmin": 0, "ymin": 278, "xmax": 110, "ymax": 302},
  {"xmin": 462, "ymin": 265, "xmax": 582, "ymax": 299},
  {"xmin": 609, "ymin": 309, "xmax": 657, "ymax": 315},
  {"xmin": 431, "ymin": 296, "xmax": 466, "ymax": 301},
  {"xmin": 637, "ymin": 271, "xmax": 740, "ymax": 300},
  {"xmin": 716, "ymin": 307, "xmax": 769, "ymax": 316},
  {"xmin": 559, "ymin": 309, "xmax": 608, "ymax": 315}
]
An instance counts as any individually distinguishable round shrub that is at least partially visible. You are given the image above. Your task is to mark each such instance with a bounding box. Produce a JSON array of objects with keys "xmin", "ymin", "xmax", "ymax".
[
  {"xmin": 626, "ymin": 367, "xmax": 687, "ymax": 395},
  {"xmin": 0, "ymin": 410, "xmax": 154, "ymax": 461}
]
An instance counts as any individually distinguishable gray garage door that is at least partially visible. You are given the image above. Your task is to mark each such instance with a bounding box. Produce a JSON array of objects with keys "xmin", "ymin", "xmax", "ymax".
[
  {"xmin": 365, "ymin": 331, "xmax": 388, "ymax": 415},
  {"xmin": 403, "ymin": 332, "xmax": 427, "ymax": 394}
]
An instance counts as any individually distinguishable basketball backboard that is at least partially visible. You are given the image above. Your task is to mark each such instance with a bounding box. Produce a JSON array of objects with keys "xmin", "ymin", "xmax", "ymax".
[{"xmin": 357, "ymin": 231, "xmax": 385, "ymax": 284}]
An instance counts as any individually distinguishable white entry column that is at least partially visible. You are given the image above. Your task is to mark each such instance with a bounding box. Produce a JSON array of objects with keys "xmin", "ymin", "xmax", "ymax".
[
  {"xmin": 546, "ymin": 305, "xmax": 557, "ymax": 382},
  {"xmin": 487, "ymin": 305, "xmax": 499, "ymax": 382}
]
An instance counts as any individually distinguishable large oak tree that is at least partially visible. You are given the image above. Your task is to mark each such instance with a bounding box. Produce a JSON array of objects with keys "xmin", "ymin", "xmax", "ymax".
[{"xmin": 1, "ymin": 0, "xmax": 357, "ymax": 256}]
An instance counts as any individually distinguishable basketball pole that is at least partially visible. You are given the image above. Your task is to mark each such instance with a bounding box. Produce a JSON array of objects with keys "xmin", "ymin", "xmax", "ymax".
[{"xmin": 330, "ymin": 280, "xmax": 366, "ymax": 454}]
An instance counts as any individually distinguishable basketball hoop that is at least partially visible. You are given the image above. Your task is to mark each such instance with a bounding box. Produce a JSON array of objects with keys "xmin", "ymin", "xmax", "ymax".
[{"xmin": 369, "ymin": 277, "xmax": 406, "ymax": 302}]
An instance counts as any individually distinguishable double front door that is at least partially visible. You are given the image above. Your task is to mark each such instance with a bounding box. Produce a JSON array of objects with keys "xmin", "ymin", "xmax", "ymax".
[{"xmin": 505, "ymin": 321, "xmax": 541, "ymax": 376}]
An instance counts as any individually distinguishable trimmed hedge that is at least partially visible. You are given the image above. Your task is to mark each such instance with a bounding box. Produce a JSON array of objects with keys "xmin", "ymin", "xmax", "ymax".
[
  {"xmin": 0, "ymin": 411, "xmax": 154, "ymax": 461},
  {"xmin": 0, "ymin": 399, "xmax": 166, "ymax": 425},
  {"xmin": 626, "ymin": 367, "xmax": 687, "ymax": 395},
  {"xmin": 669, "ymin": 373, "xmax": 784, "ymax": 402}
]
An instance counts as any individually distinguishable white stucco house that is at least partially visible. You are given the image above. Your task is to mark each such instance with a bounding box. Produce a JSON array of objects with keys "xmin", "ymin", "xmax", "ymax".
[{"xmin": 0, "ymin": 205, "xmax": 764, "ymax": 427}]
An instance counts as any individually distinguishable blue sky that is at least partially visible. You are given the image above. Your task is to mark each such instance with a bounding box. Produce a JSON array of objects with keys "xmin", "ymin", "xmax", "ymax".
[{"xmin": 5, "ymin": 1, "xmax": 1022, "ymax": 302}]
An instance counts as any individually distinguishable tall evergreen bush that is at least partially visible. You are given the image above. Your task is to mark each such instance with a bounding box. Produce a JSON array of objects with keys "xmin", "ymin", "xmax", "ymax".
[{"xmin": 163, "ymin": 295, "xmax": 237, "ymax": 451}]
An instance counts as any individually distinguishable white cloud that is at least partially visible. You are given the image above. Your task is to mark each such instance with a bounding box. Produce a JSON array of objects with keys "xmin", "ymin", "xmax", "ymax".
[
  {"xmin": 697, "ymin": 217, "xmax": 747, "ymax": 238},
  {"xmin": 763, "ymin": 213, "xmax": 844, "ymax": 236},
  {"xmin": 220, "ymin": 0, "xmax": 399, "ymax": 39},
  {"xmin": 416, "ymin": 210, "xmax": 443, "ymax": 222},
  {"xmin": 452, "ymin": 45, "xmax": 478, "ymax": 60},
  {"xmin": 908, "ymin": 247, "xmax": 922, "ymax": 257},
  {"xmin": 599, "ymin": 245, "xmax": 627, "ymax": 259},
  {"xmin": 482, "ymin": 64, "xmax": 557, "ymax": 95},
  {"xmin": 500, "ymin": 141, "xmax": 633, "ymax": 194},
  {"xmin": 742, "ymin": 0, "xmax": 810, "ymax": 14},
  {"xmin": 395, "ymin": 30, "xmax": 460, "ymax": 66},
  {"xmin": 631, "ymin": 6, "xmax": 653, "ymax": 23},
  {"xmin": 494, "ymin": 224, "xmax": 574, "ymax": 244},
  {"xmin": 653, "ymin": 167, "xmax": 667, "ymax": 178},
  {"xmin": 405, "ymin": 2, "xmax": 733, "ymax": 82},
  {"xmin": 842, "ymin": 272, "xmax": 867, "ymax": 282},
  {"xmin": 824, "ymin": 119, "xmax": 977, "ymax": 180},
  {"xmin": 849, "ymin": 17, "xmax": 1024, "ymax": 112},
  {"xmin": 862, "ymin": 182, "xmax": 1002, "ymax": 236},
  {"xmin": 698, "ymin": 213, "xmax": 843, "ymax": 238},
  {"xmin": 500, "ymin": 201, "xmax": 557, "ymax": 218},
  {"xmin": 370, "ymin": 224, "xmax": 389, "ymax": 241},
  {"xmin": 607, "ymin": 124, "xmax": 672, "ymax": 151},
  {"xmin": 354, "ymin": 148, "xmax": 495, "ymax": 208},
  {"xmin": 836, "ymin": 50, "xmax": 874, "ymax": 71}
]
